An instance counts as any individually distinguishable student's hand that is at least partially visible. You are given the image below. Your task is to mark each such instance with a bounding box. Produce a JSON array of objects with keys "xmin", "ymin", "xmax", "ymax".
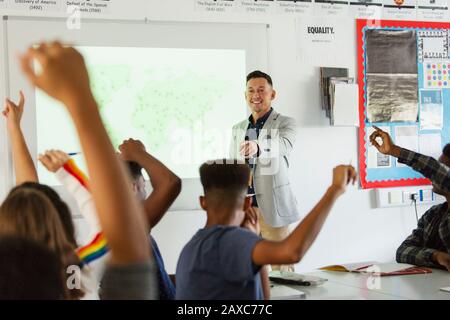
[
  {"xmin": 2, "ymin": 91, "xmax": 25, "ymax": 132},
  {"xmin": 38, "ymin": 150, "xmax": 70, "ymax": 173},
  {"xmin": 20, "ymin": 42, "xmax": 94, "ymax": 111},
  {"xmin": 240, "ymin": 141, "xmax": 258, "ymax": 158},
  {"xmin": 118, "ymin": 138, "xmax": 147, "ymax": 162},
  {"xmin": 241, "ymin": 206, "xmax": 260, "ymax": 235},
  {"xmin": 330, "ymin": 165, "xmax": 357, "ymax": 195},
  {"xmin": 434, "ymin": 252, "xmax": 450, "ymax": 272},
  {"xmin": 369, "ymin": 126, "xmax": 401, "ymax": 158}
]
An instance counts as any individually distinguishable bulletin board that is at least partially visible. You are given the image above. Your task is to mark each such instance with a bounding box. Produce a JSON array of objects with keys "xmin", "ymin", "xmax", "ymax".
[{"xmin": 357, "ymin": 19, "xmax": 450, "ymax": 189}]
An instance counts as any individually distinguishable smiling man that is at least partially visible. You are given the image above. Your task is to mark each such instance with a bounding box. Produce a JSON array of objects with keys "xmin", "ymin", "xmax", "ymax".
[{"xmin": 230, "ymin": 70, "xmax": 299, "ymax": 272}]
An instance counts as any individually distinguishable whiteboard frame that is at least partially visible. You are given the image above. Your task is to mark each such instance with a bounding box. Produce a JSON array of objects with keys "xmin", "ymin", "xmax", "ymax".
[{"xmin": 1, "ymin": 16, "xmax": 269, "ymax": 211}]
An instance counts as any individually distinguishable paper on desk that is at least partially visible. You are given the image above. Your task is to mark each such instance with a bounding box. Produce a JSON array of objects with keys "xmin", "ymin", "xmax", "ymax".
[
  {"xmin": 320, "ymin": 261, "xmax": 377, "ymax": 272},
  {"xmin": 419, "ymin": 134, "xmax": 442, "ymax": 160},
  {"xmin": 358, "ymin": 263, "xmax": 414, "ymax": 274},
  {"xmin": 395, "ymin": 126, "xmax": 418, "ymax": 167},
  {"xmin": 367, "ymin": 126, "xmax": 391, "ymax": 169}
]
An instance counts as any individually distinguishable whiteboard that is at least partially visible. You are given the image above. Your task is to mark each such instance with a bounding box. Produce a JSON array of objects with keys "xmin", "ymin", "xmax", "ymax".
[{"xmin": 1, "ymin": 16, "xmax": 269, "ymax": 210}]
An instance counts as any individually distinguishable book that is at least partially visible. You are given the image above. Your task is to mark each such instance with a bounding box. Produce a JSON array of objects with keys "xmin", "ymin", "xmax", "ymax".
[
  {"xmin": 320, "ymin": 262, "xmax": 433, "ymax": 277},
  {"xmin": 319, "ymin": 67, "xmax": 349, "ymax": 114}
]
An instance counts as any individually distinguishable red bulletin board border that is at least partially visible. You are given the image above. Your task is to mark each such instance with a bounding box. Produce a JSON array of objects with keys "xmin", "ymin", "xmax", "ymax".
[{"xmin": 356, "ymin": 19, "xmax": 450, "ymax": 189}]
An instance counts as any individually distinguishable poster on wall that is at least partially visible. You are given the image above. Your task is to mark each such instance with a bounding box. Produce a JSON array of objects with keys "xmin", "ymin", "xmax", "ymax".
[
  {"xmin": 417, "ymin": 0, "xmax": 449, "ymax": 21},
  {"xmin": 275, "ymin": 0, "xmax": 314, "ymax": 15},
  {"xmin": 195, "ymin": 0, "xmax": 238, "ymax": 13},
  {"xmin": 239, "ymin": 0, "xmax": 277, "ymax": 14},
  {"xmin": 314, "ymin": 0, "xmax": 351, "ymax": 17},
  {"xmin": 6, "ymin": 0, "xmax": 62, "ymax": 13},
  {"xmin": 382, "ymin": 0, "xmax": 417, "ymax": 20},
  {"xmin": 357, "ymin": 19, "xmax": 450, "ymax": 189},
  {"xmin": 63, "ymin": 0, "xmax": 113, "ymax": 15},
  {"xmin": 365, "ymin": 29, "xmax": 418, "ymax": 123},
  {"xmin": 349, "ymin": 0, "xmax": 383, "ymax": 19},
  {"xmin": 297, "ymin": 17, "xmax": 354, "ymax": 68}
]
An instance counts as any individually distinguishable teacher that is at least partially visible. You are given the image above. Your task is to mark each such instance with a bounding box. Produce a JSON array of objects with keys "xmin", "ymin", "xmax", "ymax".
[{"xmin": 230, "ymin": 70, "xmax": 300, "ymax": 272}]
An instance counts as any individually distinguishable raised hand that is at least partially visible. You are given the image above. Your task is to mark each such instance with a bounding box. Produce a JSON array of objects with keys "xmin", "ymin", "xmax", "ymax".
[
  {"xmin": 369, "ymin": 126, "xmax": 401, "ymax": 157},
  {"xmin": 20, "ymin": 42, "xmax": 93, "ymax": 111},
  {"xmin": 118, "ymin": 138, "xmax": 147, "ymax": 162},
  {"xmin": 38, "ymin": 150, "xmax": 70, "ymax": 173},
  {"xmin": 331, "ymin": 165, "xmax": 357, "ymax": 195},
  {"xmin": 2, "ymin": 91, "xmax": 25, "ymax": 132}
]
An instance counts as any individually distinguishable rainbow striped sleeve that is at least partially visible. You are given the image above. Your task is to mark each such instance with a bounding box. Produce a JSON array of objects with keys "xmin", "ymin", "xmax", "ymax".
[
  {"xmin": 63, "ymin": 159, "xmax": 90, "ymax": 190},
  {"xmin": 76, "ymin": 232, "xmax": 109, "ymax": 264}
]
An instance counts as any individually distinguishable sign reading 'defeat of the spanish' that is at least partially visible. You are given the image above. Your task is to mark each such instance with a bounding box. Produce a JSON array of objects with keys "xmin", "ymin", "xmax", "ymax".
[{"xmin": 65, "ymin": 0, "xmax": 113, "ymax": 15}]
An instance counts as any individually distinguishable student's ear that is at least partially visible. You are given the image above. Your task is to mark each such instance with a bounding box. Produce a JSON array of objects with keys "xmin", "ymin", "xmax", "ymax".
[
  {"xmin": 199, "ymin": 196, "xmax": 207, "ymax": 211},
  {"xmin": 243, "ymin": 196, "xmax": 252, "ymax": 211},
  {"xmin": 271, "ymin": 89, "xmax": 276, "ymax": 101}
]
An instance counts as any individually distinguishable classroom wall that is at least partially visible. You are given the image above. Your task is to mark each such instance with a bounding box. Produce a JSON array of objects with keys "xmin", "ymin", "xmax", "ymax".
[{"xmin": 0, "ymin": 0, "xmax": 436, "ymax": 274}]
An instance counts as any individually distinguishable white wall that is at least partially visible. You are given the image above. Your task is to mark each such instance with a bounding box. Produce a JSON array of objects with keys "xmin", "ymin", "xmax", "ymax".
[{"xmin": 0, "ymin": 0, "xmax": 437, "ymax": 274}]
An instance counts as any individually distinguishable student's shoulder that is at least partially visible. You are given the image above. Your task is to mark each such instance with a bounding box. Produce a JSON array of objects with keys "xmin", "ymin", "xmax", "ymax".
[
  {"xmin": 195, "ymin": 226, "xmax": 258, "ymax": 241},
  {"xmin": 421, "ymin": 202, "xmax": 449, "ymax": 221}
]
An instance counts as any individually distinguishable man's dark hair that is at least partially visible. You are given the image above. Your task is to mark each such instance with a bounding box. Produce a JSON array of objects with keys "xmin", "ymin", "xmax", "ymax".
[
  {"xmin": 246, "ymin": 70, "xmax": 273, "ymax": 87},
  {"xmin": 443, "ymin": 144, "xmax": 450, "ymax": 158},
  {"xmin": 0, "ymin": 236, "xmax": 65, "ymax": 300},
  {"xmin": 199, "ymin": 160, "xmax": 250, "ymax": 204},
  {"xmin": 15, "ymin": 182, "xmax": 77, "ymax": 247},
  {"xmin": 126, "ymin": 161, "xmax": 143, "ymax": 182}
]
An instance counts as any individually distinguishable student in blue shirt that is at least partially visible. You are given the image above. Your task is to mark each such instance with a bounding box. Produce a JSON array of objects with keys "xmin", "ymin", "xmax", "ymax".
[
  {"xmin": 176, "ymin": 159, "xmax": 356, "ymax": 300},
  {"xmin": 119, "ymin": 139, "xmax": 181, "ymax": 299}
]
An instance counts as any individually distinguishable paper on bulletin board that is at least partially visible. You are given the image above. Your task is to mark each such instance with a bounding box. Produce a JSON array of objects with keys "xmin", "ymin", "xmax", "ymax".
[
  {"xmin": 367, "ymin": 126, "xmax": 392, "ymax": 168},
  {"xmin": 419, "ymin": 89, "xmax": 443, "ymax": 130},
  {"xmin": 419, "ymin": 134, "xmax": 442, "ymax": 159},
  {"xmin": 365, "ymin": 29, "xmax": 419, "ymax": 123},
  {"xmin": 423, "ymin": 60, "xmax": 450, "ymax": 88},
  {"xmin": 417, "ymin": 31, "xmax": 448, "ymax": 62},
  {"xmin": 395, "ymin": 125, "xmax": 419, "ymax": 167}
]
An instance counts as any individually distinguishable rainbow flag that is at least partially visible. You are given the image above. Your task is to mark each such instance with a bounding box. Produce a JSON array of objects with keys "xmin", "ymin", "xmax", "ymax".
[
  {"xmin": 76, "ymin": 232, "xmax": 109, "ymax": 264},
  {"xmin": 63, "ymin": 159, "xmax": 90, "ymax": 190}
]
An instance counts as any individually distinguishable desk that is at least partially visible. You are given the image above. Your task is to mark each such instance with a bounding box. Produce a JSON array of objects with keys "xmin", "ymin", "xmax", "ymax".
[{"xmin": 270, "ymin": 268, "xmax": 450, "ymax": 300}]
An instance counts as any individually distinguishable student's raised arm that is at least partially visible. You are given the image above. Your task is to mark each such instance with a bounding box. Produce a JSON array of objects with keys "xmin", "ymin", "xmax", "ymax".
[
  {"xmin": 2, "ymin": 91, "xmax": 39, "ymax": 185},
  {"xmin": 20, "ymin": 43, "xmax": 150, "ymax": 267},
  {"xmin": 251, "ymin": 165, "xmax": 356, "ymax": 266},
  {"xmin": 370, "ymin": 126, "xmax": 450, "ymax": 194},
  {"xmin": 119, "ymin": 138, "xmax": 181, "ymax": 230}
]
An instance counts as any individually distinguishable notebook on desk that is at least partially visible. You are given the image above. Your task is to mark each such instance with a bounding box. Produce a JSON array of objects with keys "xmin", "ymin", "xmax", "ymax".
[{"xmin": 320, "ymin": 262, "xmax": 433, "ymax": 276}]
